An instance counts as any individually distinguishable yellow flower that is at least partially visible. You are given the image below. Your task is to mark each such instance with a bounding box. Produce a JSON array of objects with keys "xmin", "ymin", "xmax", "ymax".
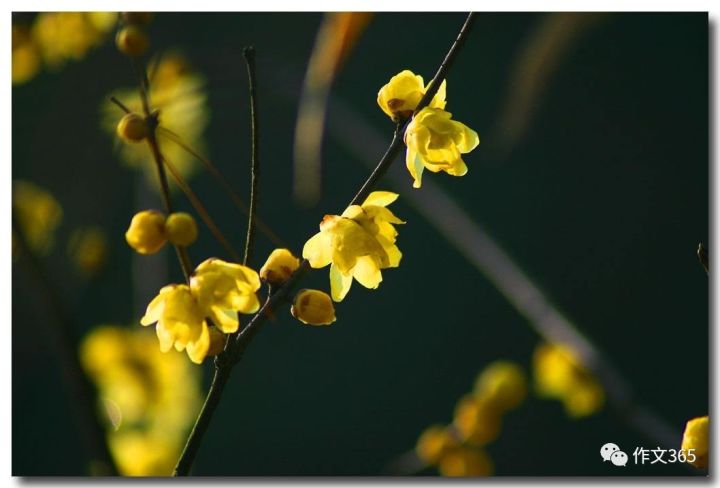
[
  {"xmin": 80, "ymin": 325, "xmax": 202, "ymax": 476},
  {"xmin": 303, "ymin": 191, "xmax": 403, "ymax": 301},
  {"xmin": 415, "ymin": 425, "xmax": 459, "ymax": 465},
  {"xmin": 259, "ymin": 248, "xmax": 300, "ymax": 286},
  {"xmin": 438, "ymin": 447, "xmax": 493, "ymax": 477},
  {"xmin": 116, "ymin": 113, "xmax": 149, "ymax": 143},
  {"xmin": 12, "ymin": 180, "xmax": 63, "ymax": 256},
  {"xmin": 377, "ymin": 70, "xmax": 446, "ymax": 121},
  {"xmin": 404, "ymin": 107, "xmax": 479, "ymax": 188},
  {"xmin": 190, "ymin": 258, "xmax": 262, "ymax": 334},
  {"xmin": 125, "ymin": 210, "xmax": 167, "ymax": 255},
  {"xmin": 12, "ymin": 25, "xmax": 40, "ymax": 85},
  {"xmin": 291, "ymin": 289, "xmax": 337, "ymax": 326},
  {"xmin": 140, "ymin": 284, "xmax": 210, "ymax": 364},
  {"xmin": 109, "ymin": 431, "xmax": 178, "ymax": 477},
  {"xmin": 31, "ymin": 12, "xmax": 114, "ymax": 69},
  {"xmin": 473, "ymin": 361, "xmax": 527, "ymax": 413},
  {"xmin": 533, "ymin": 343, "xmax": 604, "ymax": 418},
  {"xmin": 165, "ymin": 212, "xmax": 198, "ymax": 246},
  {"xmin": 681, "ymin": 415, "xmax": 708, "ymax": 469},
  {"xmin": 102, "ymin": 53, "xmax": 209, "ymax": 187},
  {"xmin": 67, "ymin": 227, "xmax": 108, "ymax": 276},
  {"xmin": 452, "ymin": 395, "xmax": 501, "ymax": 446}
]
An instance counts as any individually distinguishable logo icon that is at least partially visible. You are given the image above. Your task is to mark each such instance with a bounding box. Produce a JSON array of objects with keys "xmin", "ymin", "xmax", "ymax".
[{"xmin": 601, "ymin": 442, "xmax": 627, "ymax": 466}]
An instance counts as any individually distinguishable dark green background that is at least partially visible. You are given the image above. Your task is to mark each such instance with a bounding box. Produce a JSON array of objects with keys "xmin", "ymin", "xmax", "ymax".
[{"xmin": 12, "ymin": 12, "xmax": 708, "ymax": 476}]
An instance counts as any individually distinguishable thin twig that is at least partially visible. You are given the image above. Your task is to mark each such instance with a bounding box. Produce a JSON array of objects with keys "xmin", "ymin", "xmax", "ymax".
[
  {"xmin": 13, "ymin": 216, "xmax": 119, "ymax": 475},
  {"xmin": 243, "ymin": 46, "xmax": 260, "ymax": 266},
  {"xmin": 172, "ymin": 13, "xmax": 477, "ymax": 476}
]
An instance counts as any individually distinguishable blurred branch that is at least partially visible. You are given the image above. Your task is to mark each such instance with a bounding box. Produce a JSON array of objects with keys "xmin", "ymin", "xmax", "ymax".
[
  {"xmin": 492, "ymin": 13, "xmax": 607, "ymax": 156},
  {"xmin": 172, "ymin": 13, "xmax": 477, "ymax": 476},
  {"xmin": 12, "ymin": 216, "xmax": 118, "ymax": 475},
  {"xmin": 293, "ymin": 13, "xmax": 373, "ymax": 207}
]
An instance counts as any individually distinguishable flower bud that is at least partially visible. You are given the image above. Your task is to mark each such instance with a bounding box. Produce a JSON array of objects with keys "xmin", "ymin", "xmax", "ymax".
[
  {"xmin": 121, "ymin": 12, "xmax": 154, "ymax": 25},
  {"xmin": 116, "ymin": 25, "xmax": 149, "ymax": 57},
  {"xmin": 206, "ymin": 326, "xmax": 226, "ymax": 357},
  {"xmin": 165, "ymin": 212, "xmax": 198, "ymax": 246},
  {"xmin": 415, "ymin": 425, "xmax": 458, "ymax": 465},
  {"xmin": 681, "ymin": 415, "xmax": 708, "ymax": 469},
  {"xmin": 125, "ymin": 210, "xmax": 166, "ymax": 254},
  {"xmin": 473, "ymin": 361, "xmax": 527, "ymax": 412},
  {"xmin": 116, "ymin": 113, "xmax": 148, "ymax": 143},
  {"xmin": 291, "ymin": 289, "xmax": 336, "ymax": 325},
  {"xmin": 259, "ymin": 248, "xmax": 300, "ymax": 285}
]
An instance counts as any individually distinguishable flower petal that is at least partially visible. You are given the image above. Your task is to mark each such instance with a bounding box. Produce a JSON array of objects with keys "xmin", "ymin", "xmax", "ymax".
[
  {"xmin": 362, "ymin": 191, "xmax": 398, "ymax": 208},
  {"xmin": 330, "ymin": 263, "xmax": 353, "ymax": 302},
  {"xmin": 302, "ymin": 231, "xmax": 333, "ymax": 269},
  {"xmin": 352, "ymin": 255, "xmax": 383, "ymax": 289}
]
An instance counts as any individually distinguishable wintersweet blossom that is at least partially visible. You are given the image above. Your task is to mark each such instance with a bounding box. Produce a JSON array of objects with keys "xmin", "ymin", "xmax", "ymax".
[
  {"xmin": 533, "ymin": 342, "xmax": 604, "ymax": 418},
  {"xmin": 189, "ymin": 258, "xmax": 261, "ymax": 334},
  {"xmin": 140, "ymin": 284, "xmax": 210, "ymax": 364},
  {"xmin": 404, "ymin": 107, "xmax": 479, "ymax": 188},
  {"xmin": 681, "ymin": 415, "xmax": 708, "ymax": 469},
  {"xmin": 303, "ymin": 191, "xmax": 403, "ymax": 301},
  {"xmin": 377, "ymin": 70, "xmax": 446, "ymax": 121}
]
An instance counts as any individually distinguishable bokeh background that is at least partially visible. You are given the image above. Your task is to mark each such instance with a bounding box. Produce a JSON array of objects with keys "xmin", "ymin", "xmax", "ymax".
[{"xmin": 12, "ymin": 12, "xmax": 708, "ymax": 476}]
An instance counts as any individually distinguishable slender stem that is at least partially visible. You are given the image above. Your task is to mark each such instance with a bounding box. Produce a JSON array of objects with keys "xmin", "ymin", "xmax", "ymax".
[
  {"xmin": 243, "ymin": 46, "xmax": 260, "ymax": 266},
  {"xmin": 172, "ymin": 14, "xmax": 477, "ymax": 476},
  {"xmin": 13, "ymin": 216, "xmax": 119, "ymax": 475}
]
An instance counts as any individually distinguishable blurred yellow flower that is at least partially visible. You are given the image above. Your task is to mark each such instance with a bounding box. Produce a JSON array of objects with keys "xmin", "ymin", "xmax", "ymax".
[
  {"xmin": 438, "ymin": 447, "xmax": 493, "ymax": 477},
  {"xmin": 404, "ymin": 107, "xmax": 479, "ymax": 188},
  {"xmin": 681, "ymin": 415, "xmax": 708, "ymax": 469},
  {"xmin": 453, "ymin": 395, "xmax": 501, "ymax": 446},
  {"xmin": 533, "ymin": 342, "xmax": 604, "ymax": 418},
  {"xmin": 415, "ymin": 425, "xmax": 459, "ymax": 465},
  {"xmin": 291, "ymin": 289, "xmax": 336, "ymax": 325},
  {"xmin": 12, "ymin": 180, "xmax": 63, "ymax": 256},
  {"xmin": 12, "ymin": 25, "xmax": 41, "ymax": 85},
  {"xmin": 32, "ymin": 12, "xmax": 115, "ymax": 69},
  {"xmin": 102, "ymin": 53, "xmax": 209, "ymax": 187},
  {"xmin": 67, "ymin": 226, "xmax": 108, "ymax": 276},
  {"xmin": 303, "ymin": 191, "xmax": 403, "ymax": 301},
  {"xmin": 141, "ymin": 284, "xmax": 210, "ymax": 364},
  {"xmin": 473, "ymin": 360, "xmax": 527, "ymax": 413},
  {"xmin": 377, "ymin": 70, "xmax": 446, "ymax": 121},
  {"xmin": 80, "ymin": 325, "xmax": 202, "ymax": 476},
  {"xmin": 260, "ymin": 248, "xmax": 300, "ymax": 286},
  {"xmin": 190, "ymin": 258, "xmax": 262, "ymax": 334}
]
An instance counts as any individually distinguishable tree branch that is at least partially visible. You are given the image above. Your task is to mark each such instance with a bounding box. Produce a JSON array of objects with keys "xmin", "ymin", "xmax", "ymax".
[{"xmin": 172, "ymin": 13, "xmax": 477, "ymax": 475}]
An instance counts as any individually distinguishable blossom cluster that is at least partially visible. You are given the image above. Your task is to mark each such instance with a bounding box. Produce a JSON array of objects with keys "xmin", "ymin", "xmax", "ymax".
[{"xmin": 415, "ymin": 361, "xmax": 528, "ymax": 476}]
